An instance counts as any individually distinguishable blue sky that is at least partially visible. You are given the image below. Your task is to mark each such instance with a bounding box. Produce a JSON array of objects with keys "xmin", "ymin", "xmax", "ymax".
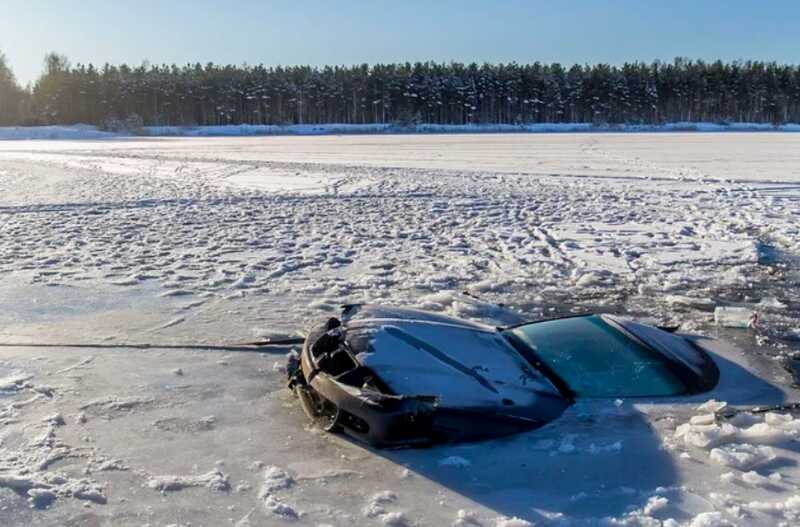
[{"xmin": 1, "ymin": 0, "xmax": 798, "ymax": 85}]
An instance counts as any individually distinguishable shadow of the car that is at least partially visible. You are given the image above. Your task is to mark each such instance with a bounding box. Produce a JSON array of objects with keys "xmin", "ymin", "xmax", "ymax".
[
  {"xmin": 362, "ymin": 336, "xmax": 795, "ymax": 523},
  {"xmin": 685, "ymin": 336, "xmax": 788, "ymax": 407},
  {"xmin": 373, "ymin": 410, "xmax": 678, "ymax": 522}
]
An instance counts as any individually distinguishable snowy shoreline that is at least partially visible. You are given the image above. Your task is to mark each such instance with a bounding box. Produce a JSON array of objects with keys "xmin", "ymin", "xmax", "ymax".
[{"xmin": 2, "ymin": 121, "xmax": 800, "ymax": 140}]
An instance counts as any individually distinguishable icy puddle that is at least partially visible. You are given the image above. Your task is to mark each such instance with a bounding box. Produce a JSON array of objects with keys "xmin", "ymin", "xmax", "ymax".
[
  {"xmin": 1, "ymin": 133, "xmax": 799, "ymax": 525},
  {"xmin": 0, "ymin": 281, "xmax": 168, "ymax": 325}
]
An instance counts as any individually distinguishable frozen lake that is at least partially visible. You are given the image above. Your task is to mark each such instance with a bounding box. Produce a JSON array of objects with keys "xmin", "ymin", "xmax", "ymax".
[
  {"xmin": 3, "ymin": 132, "xmax": 800, "ymax": 183},
  {"xmin": 1, "ymin": 133, "xmax": 799, "ymax": 526}
]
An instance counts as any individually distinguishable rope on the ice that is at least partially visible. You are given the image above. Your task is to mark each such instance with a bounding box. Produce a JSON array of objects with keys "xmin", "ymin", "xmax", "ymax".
[{"xmin": 0, "ymin": 337, "xmax": 306, "ymax": 353}]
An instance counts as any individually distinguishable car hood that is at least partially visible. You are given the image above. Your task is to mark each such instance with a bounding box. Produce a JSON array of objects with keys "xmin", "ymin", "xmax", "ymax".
[{"xmin": 340, "ymin": 305, "xmax": 566, "ymax": 417}]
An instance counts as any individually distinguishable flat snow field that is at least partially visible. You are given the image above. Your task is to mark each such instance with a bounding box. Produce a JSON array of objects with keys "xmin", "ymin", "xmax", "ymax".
[{"xmin": 1, "ymin": 133, "xmax": 800, "ymax": 526}]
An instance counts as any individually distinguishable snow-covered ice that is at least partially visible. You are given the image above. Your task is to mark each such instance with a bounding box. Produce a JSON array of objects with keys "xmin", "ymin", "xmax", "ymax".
[
  {"xmin": 1, "ymin": 132, "xmax": 799, "ymax": 525},
  {"xmin": 2, "ymin": 122, "xmax": 800, "ymax": 142}
]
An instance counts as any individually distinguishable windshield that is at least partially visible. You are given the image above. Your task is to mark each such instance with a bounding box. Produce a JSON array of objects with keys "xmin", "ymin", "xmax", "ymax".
[{"xmin": 506, "ymin": 315, "xmax": 686, "ymax": 397}]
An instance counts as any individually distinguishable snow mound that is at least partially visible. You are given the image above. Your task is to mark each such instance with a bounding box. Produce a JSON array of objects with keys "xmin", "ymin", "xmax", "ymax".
[
  {"xmin": 363, "ymin": 490, "xmax": 410, "ymax": 524},
  {"xmin": 674, "ymin": 421, "xmax": 738, "ymax": 449},
  {"xmin": 709, "ymin": 444, "xmax": 777, "ymax": 470},
  {"xmin": 260, "ymin": 465, "xmax": 294, "ymax": 494},
  {"xmin": 454, "ymin": 509, "xmax": 481, "ymax": 526},
  {"xmin": 146, "ymin": 469, "xmax": 230, "ymax": 492},
  {"xmin": 379, "ymin": 511, "xmax": 411, "ymax": 526},
  {"xmin": 0, "ymin": 125, "xmax": 118, "ymax": 141},
  {"xmin": 136, "ymin": 121, "xmax": 800, "ymax": 137},
  {"xmin": 0, "ymin": 370, "xmax": 33, "ymax": 392},
  {"xmin": 675, "ymin": 409, "xmax": 800, "ymax": 450},
  {"xmin": 263, "ymin": 495, "xmax": 300, "ymax": 520},
  {"xmin": 739, "ymin": 470, "xmax": 782, "ymax": 486},
  {"xmin": 79, "ymin": 395, "xmax": 154, "ymax": 415},
  {"xmin": 0, "ymin": 460, "xmax": 108, "ymax": 508},
  {"xmin": 3, "ymin": 122, "xmax": 800, "ymax": 141},
  {"xmin": 687, "ymin": 511, "xmax": 730, "ymax": 527},
  {"xmin": 258, "ymin": 466, "xmax": 300, "ymax": 520},
  {"xmin": 746, "ymin": 495, "xmax": 800, "ymax": 517}
]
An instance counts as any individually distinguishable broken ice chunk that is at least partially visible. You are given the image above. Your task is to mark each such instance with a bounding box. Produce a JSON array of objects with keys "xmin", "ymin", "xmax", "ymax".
[
  {"xmin": 690, "ymin": 413, "xmax": 716, "ymax": 426},
  {"xmin": 709, "ymin": 444, "xmax": 776, "ymax": 470},
  {"xmin": 714, "ymin": 306, "xmax": 758, "ymax": 329},
  {"xmin": 696, "ymin": 400, "xmax": 728, "ymax": 414}
]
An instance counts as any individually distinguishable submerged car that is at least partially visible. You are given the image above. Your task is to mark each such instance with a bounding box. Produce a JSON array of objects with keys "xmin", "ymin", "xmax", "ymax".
[{"xmin": 287, "ymin": 304, "xmax": 721, "ymax": 447}]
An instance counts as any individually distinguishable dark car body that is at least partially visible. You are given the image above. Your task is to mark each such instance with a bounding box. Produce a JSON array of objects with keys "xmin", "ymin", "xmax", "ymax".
[{"xmin": 288, "ymin": 304, "xmax": 720, "ymax": 448}]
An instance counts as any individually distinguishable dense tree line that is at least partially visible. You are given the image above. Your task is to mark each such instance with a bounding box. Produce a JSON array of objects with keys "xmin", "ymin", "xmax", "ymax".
[
  {"xmin": 2, "ymin": 52, "xmax": 800, "ymax": 127},
  {"xmin": 0, "ymin": 52, "xmax": 30, "ymax": 126}
]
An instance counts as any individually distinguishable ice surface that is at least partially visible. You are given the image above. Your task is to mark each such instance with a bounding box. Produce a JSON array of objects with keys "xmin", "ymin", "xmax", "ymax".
[{"xmin": 0, "ymin": 133, "xmax": 799, "ymax": 525}]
